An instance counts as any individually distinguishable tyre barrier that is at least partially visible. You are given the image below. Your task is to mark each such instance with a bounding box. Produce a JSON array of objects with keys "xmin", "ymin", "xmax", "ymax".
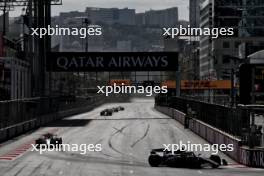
[{"xmin": 155, "ymin": 105, "xmax": 264, "ymax": 168}]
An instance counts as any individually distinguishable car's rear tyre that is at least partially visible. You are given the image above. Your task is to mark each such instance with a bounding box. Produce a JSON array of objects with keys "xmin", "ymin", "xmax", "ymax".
[
  {"xmin": 35, "ymin": 138, "xmax": 45, "ymax": 148},
  {"xmin": 210, "ymin": 155, "xmax": 221, "ymax": 166},
  {"xmin": 148, "ymin": 154, "xmax": 162, "ymax": 167}
]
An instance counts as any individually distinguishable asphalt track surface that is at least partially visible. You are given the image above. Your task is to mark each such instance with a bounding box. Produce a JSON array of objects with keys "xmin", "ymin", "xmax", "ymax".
[{"xmin": 0, "ymin": 98, "xmax": 263, "ymax": 176}]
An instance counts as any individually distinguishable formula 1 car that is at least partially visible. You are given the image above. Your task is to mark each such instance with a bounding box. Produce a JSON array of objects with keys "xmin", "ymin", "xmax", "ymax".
[
  {"xmin": 117, "ymin": 106, "xmax": 125, "ymax": 111},
  {"xmin": 35, "ymin": 133, "xmax": 62, "ymax": 148},
  {"xmin": 100, "ymin": 109, "xmax": 113, "ymax": 116},
  {"xmin": 148, "ymin": 148, "xmax": 227, "ymax": 169}
]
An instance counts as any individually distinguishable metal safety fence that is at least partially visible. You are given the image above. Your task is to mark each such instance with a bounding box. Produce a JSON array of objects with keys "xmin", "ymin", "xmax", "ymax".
[{"xmin": 155, "ymin": 96, "xmax": 250, "ymax": 137}]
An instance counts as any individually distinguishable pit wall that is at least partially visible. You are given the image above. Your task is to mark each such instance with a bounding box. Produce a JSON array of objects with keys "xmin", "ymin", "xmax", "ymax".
[{"xmin": 155, "ymin": 105, "xmax": 264, "ymax": 168}]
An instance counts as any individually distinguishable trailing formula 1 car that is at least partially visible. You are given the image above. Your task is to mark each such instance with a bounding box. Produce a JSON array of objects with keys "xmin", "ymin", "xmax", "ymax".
[
  {"xmin": 35, "ymin": 133, "xmax": 62, "ymax": 148},
  {"xmin": 148, "ymin": 148, "xmax": 227, "ymax": 169},
  {"xmin": 100, "ymin": 109, "xmax": 113, "ymax": 116}
]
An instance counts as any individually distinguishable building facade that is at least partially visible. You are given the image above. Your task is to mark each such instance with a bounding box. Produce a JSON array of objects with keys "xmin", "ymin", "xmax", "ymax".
[
  {"xmin": 189, "ymin": 0, "xmax": 201, "ymax": 28},
  {"xmin": 199, "ymin": 0, "xmax": 213, "ymax": 79},
  {"xmin": 199, "ymin": 0, "xmax": 264, "ymax": 80},
  {"xmin": 143, "ymin": 7, "xmax": 178, "ymax": 27},
  {"xmin": 0, "ymin": 57, "xmax": 31, "ymax": 100},
  {"xmin": 86, "ymin": 7, "xmax": 136, "ymax": 25}
]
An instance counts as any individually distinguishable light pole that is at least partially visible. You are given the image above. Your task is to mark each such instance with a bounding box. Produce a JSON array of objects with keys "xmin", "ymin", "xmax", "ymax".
[
  {"xmin": 82, "ymin": 18, "xmax": 90, "ymax": 87},
  {"xmin": 83, "ymin": 18, "xmax": 90, "ymax": 52}
]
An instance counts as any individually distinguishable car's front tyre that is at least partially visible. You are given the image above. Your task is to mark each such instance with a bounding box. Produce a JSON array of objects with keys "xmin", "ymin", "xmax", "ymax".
[{"xmin": 210, "ymin": 155, "xmax": 221, "ymax": 165}]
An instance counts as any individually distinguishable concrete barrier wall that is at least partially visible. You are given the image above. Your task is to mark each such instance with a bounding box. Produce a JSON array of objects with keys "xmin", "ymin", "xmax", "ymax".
[
  {"xmin": 0, "ymin": 96, "xmax": 128, "ymax": 143},
  {"xmin": 155, "ymin": 105, "xmax": 264, "ymax": 168},
  {"xmin": 0, "ymin": 99, "xmax": 105, "ymax": 143},
  {"xmin": 188, "ymin": 118, "xmax": 241, "ymax": 162}
]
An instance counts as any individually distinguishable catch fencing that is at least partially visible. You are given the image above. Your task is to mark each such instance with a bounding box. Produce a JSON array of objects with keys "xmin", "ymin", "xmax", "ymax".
[{"xmin": 155, "ymin": 96, "xmax": 250, "ymax": 137}]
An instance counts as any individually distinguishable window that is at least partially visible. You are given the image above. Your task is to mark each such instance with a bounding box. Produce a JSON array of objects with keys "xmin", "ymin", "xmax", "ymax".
[{"xmin": 222, "ymin": 56, "xmax": 230, "ymax": 64}]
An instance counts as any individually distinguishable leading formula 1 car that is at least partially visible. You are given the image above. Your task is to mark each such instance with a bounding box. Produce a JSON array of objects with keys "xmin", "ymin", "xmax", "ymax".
[
  {"xmin": 100, "ymin": 109, "xmax": 113, "ymax": 116},
  {"xmin": 148, "ymin": 148, "xmax": 227, "ymax": 169},
  {"xmin": 35, "ymin": 133, "xmax": 62, "ymax": 148}
]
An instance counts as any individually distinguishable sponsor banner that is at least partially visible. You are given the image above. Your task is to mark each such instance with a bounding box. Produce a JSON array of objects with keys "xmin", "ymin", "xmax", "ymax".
[
  {"xmin": 162, "ymin": 80, "xmax": 232, "ymax": 90},
  {"xmin": 181, "ymin": 80, "xmax": 232, "ymax": 90},
  {"xmin": 47, "ymin": 52, "xmax": 178, "ymax": 72},
  {"xmin": 109, "ymin": 79, "xmax": 131, "ymax": 86},
  {"xmin": 240, "ymin": 148, "xmax": 264, "ymax": 168}
]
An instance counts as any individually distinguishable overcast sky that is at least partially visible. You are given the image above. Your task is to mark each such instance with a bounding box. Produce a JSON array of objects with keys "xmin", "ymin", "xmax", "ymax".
[{"xmin": 9, "ymin": 0, "xmax": 189, "ymax": 20}]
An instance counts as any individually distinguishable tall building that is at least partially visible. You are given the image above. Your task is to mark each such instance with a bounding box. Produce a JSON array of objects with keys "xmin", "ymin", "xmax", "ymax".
[
  {"xmin": 116, "ymin": 41, "xmax": 132, "ymax": 52},
  {"xmin": 85, "ymin": 7, "xmax": 136, "ymax": 25},
  {"xmin": 199, "ymin": 0, "xmax": 264, "ymax": 80},
  {"xmin": 199, "ymin": 0, "xmax": 213, "ymax": 79},
  {"xmin": 135, "ymin": 13, "xmax": 145, "ymax": 26},
  {"xmin": 143, "ymin": 7, "xmax": 178, "ymax": 27},
  {"xmin": 186, "ymin": 0, "xmax": 201, "ymax": 80},
  {"xmin": 189, "ymin": 0, "xmax": 200, "ymax": 28}
]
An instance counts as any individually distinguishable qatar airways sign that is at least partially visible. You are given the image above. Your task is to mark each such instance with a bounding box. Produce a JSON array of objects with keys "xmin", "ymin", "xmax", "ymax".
[{"xmin": 46, "ymin": 52, "xmax": 178, "ymax": 72}]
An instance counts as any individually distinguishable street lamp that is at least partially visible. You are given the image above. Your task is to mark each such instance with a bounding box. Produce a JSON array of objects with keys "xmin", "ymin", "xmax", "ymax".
[{"xmin": 83, "ymin": 18, "xmax": 91, "ymax": 52}]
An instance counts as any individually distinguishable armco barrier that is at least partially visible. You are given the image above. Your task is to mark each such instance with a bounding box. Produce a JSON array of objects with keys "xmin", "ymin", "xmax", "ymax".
[
  {"xmin": 155, "ymin": 105, "xmax": 264, "ymax": 168},
  {"xmin": 172, "ymin": 109, "xmax": 185, "ymax": 124}
]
